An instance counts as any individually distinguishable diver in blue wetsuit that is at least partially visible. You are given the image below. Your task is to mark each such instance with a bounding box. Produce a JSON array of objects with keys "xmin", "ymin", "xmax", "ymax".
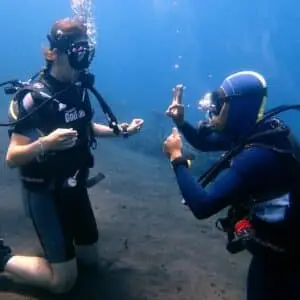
[{"xmin": 164, "ymin": 71, "xmax": 300, "ymax": 300}]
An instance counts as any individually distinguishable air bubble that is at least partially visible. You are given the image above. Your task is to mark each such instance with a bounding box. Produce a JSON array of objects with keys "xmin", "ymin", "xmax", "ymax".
[{"xmin": 71, "ymin": 0, "xmax": 97, "ymax": 51}]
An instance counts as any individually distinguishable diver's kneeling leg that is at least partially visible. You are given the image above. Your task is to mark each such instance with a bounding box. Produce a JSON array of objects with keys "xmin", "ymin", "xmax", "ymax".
[
  {"xmin": 11, "ymin": 186, "xmax": 79, "ymax": 293},
  {"xmin": 71, "ymin": 187, "xmax": 99, "ymax": 268},
  {"xmin": 5, "ymin": 256, "xmax": 77, "ymax": 294}
]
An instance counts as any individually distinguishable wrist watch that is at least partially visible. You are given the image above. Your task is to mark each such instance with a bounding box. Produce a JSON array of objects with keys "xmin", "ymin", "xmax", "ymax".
[
  {"xmin": 121, "ymin": 124, "xmax": 129, "ymax": 138},
  {"xmin": 171, "ymin": 155, "xmax": 194, "ymax": 169}
]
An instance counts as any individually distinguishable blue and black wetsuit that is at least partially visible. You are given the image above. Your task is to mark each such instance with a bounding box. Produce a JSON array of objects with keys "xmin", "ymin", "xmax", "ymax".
[
  {"xmin": 175, "ymin": 120, "xmax": 300, "ymax": 300},
  {"xmin": 8, "ymin": 71, "xmax": 99, "ymax": 264}
]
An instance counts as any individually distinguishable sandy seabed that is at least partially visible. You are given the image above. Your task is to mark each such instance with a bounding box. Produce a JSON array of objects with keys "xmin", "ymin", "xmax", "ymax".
[{"xmin": 0, "ymin": 137, "xmax": 250, "ymax": 300}]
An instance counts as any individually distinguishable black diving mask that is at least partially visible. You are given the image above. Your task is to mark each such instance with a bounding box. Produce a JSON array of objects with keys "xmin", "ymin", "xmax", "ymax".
[
  {"xmin": 65, "ymin": 40, "xmax": 95, "ymax": 70},
  {"xmin": 48, "ymin": 29, "xmax": 95, "ymax": 71}
]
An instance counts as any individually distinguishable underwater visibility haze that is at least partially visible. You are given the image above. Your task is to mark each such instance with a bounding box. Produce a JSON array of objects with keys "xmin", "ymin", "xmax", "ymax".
[{"xmin": 0, "ymin": 0, "xmax": 299, "ymax": 299}]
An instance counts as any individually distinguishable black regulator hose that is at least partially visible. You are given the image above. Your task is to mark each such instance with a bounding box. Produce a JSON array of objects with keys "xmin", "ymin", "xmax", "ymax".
[{"xmin": 0, "ymin": 72, "xmax": 121, "ymax": 132}]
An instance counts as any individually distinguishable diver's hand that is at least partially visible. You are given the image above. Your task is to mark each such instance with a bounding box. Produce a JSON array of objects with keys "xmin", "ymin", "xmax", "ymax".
[
  {"xmin": 166, "ymin": 84, "xmax": 185, "ymax": 126},
  {"xmin": 125, "ymin": 118, "xmax": 144, "ymax": 136},
  {"xmin": 41, "ymin": 128, "xmax": 78, "ymax": 151},
  {"xmin": 163, "ymin": 127, "xmax": 183, "ymax": 161}
]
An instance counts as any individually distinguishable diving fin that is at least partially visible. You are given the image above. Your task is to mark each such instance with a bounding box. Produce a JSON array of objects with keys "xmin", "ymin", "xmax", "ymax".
[{"xmin": 86, "ymin": 172, "xmax": 106, "ymax": 188}]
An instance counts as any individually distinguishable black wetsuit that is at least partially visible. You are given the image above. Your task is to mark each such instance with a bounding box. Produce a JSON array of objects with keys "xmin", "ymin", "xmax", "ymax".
[
  {"xmin": 9, "ymin": 72, "xmax": 98, "ymax": 263},
  {"xmin": 175, "ymin": 120, "xmax": 300, "ymax": 300}
]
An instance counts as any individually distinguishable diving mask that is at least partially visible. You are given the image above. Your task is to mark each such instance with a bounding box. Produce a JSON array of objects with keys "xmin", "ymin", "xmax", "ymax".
[
  {"xmin": 48, "ymin": 21, "xmax": 95, "ymax": 70},
  {"xmin": 198, "ymin": 88, "xmax": 225, "ymax": 120},
  {"xmin": 66, "ymin": 40, "xmax": 95, "ymax": 70}
]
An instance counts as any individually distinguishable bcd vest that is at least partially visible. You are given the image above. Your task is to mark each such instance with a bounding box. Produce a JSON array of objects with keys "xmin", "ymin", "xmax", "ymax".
[
  {"xmin": 197, "ymin": 118, "xmax": 300, "ymax": 255},
  {"xmin": 9, "ymin": 75, "xmax": 95, "ymax": 188}
]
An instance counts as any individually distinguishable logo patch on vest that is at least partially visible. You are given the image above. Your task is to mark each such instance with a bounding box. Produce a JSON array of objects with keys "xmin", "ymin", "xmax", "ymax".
[{"xmin": 64, "ymin": 108, "xmax": 86, "ymax": 123}]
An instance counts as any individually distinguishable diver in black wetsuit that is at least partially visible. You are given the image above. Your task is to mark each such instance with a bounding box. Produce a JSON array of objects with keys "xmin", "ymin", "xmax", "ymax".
[
  {"xmin": 164, "ymin": 71, "xmax": 300, "ymax": 300},
  {"xmin": 0, "ymin": 18, "xmax": 144, "ymax": 294}
]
